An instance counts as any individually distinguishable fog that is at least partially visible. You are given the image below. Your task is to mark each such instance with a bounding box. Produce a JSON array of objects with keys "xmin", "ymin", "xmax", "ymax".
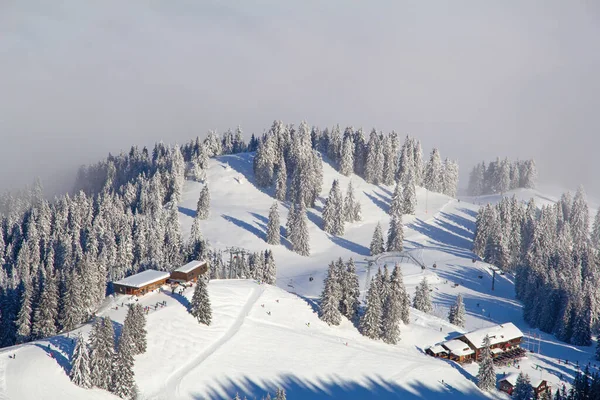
[{"xmin": 1, "ymin": 1, "xmax": 599, "ymax": 197}]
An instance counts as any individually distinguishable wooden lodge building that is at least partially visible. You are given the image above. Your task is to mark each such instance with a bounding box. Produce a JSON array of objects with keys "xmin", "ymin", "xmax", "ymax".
[
  {"xmin": 498, "ymin": 374, "xmax": 551, "ymax": 396},
  {"xmin": 112, "ymin": 260, "xmax": 208, "ymax": 297},
  {"xmin": 426, "ymin": 322, "xmax": 523, "ymax": 363},
  {"xmin": 169, "ymin": 260, "xmax": 208, "ymax": 283},
  {"xmin": 113, "ymin": 270, "xmax": 171, "ymax": 296}
]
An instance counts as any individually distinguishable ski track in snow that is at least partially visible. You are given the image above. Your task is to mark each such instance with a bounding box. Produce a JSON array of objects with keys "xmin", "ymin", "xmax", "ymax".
[{"xmin": 157, "ymin": 284, "xmax": 266, "ymax": 399}]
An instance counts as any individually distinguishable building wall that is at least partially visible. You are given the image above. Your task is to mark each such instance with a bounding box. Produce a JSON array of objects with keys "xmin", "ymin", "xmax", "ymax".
[
  {"xmin": 113, "ymin": 278, "xmax": 168, "ymax": 297},
  {"xmin": 170, "ymin": 264, "xmax": 208, "ymax": 282}
]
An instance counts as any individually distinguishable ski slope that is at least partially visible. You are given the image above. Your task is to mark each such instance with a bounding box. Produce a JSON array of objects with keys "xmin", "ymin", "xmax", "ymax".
[{"xmin": 1, "ymin": 153, "xmax": 597, "ymax": 399}]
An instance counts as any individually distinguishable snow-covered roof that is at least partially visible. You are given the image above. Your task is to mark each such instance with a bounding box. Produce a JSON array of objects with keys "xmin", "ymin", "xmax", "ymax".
[
  {"xmin": 491, "ymin": 348, "xmax": 504, "ymax": 355},
  {"xmin": 461, "ymin": 322, "xmax": 523, "ymax": 349},
  {"xmin": 499, "ymin": 373, "xmax": 549, "ymax": 389},
  {"xmin": 442, "ymin": 340, "xmax": 475, "ymax": 356},
  {"xmin": 427, "ymin": 344, "xmax": 447, "ymax": 354},
  {"xmin": 113, "ymin": 270, "xmax": 170, "ymax": 288},
  {"xmin": 173, "ymin": 260, "xmax": 207, "ymax": 274}
]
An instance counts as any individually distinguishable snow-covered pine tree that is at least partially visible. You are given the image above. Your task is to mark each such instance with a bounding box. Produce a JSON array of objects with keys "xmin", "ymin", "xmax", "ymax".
[
  {"xmin": 70, "ymin": 332, "xmax": 92, "ymax": 388},
  {"xmin": 365, "ymin": 130, "xmax": 382, "ymax": 184},
  {"xmin": 340, "ymin": 134, "xmax": 354, "ymax": 176},
  {"xmin": 381, "ymin": 285, "xmax": 401, "ymax": 344},
  {"xmin": 267, "ymin": 202, "xmax": 281, "ymax": 245},
  {"xmin": 424, "ymin": 148, "xmax": 443, "ymax": 193},
  {"xmin": 189, "ymin": 275, "xmax": 212, "ymax": 325},
  {"xmin": 263, "ymin": 250, "xmax": 276, "ymax": 285},
  {"xmin": 275, "ymin": 154, "xmax": 287, "ymax": 201},
  {"xmin": 448, "ymin": 294, "xmax": 466, "ymax": 328},
  {"xmin": 382, "ymin": 136, "xmax": 396, "ymax": 186},
  {"xmin": 341, "ymin": 258, "xmax": 360, "ymax": 322},
  {"xmin": 89, "ymin": 317, "xmax": 115, "ymax": 389},
  {"xmin": 390, "ymin": 263, "xmax": 410, "ymax": 324},
  {"xmin": 344, "ymin": 181, "xmax": 360, "ymax": 222},
  {"xmin": 253, "ymin": 135, "xmax": 276, "ymax": 187},
  {"xmin": 322, "ymin": 180, "xmax": 344, "ymax": 236},
  {"xmin": 401, "ymin": 169, "xmax": 417, "ymax": 215},
  {"xmin": 285, "ymin": 203, "xmax": 296, "ymax": 240},
  {"xmin": 196, "ymin": 185, "xmax": 210, "ymax": 220},
  {"xmin": 467, "ymin": 163, "xmax": 485, "ymax": 196},
  {"xmin": 571, "ymin": 185, "xmax": 590, "ymax": 247},
  {"xmin": 31, "ymin": 271, "xmax": 58, "ymax": 339},
  {"xmin": 291, "ymin": 202, "xmax": 310, "ymax": 256},
  {"xmin": 413, "ymin": 277, "xmax": 432, "ymax": 313},
  {"xmin": 442, "ymin": 159, "xmax": 459, "ymax": 197},
  {"xmin": 476, "ymin": 335, "xmax": 496, "ymax": 392},
  {"xmin": 512, "ymin": 372, "xmax": 534, "ymax": 400},
  {"xmin": 386, "ymin": 213, "xmax": 404, "ymax": 252},
  {"xmin": 413, "ymin": 139, "xmax": 424, "ymax": 186},
  {"xmin": 359, "ymin": 278, "xmax": 382, "ymax": 339},
  {"xmin": 132, "ymin": 304, "xmax": 147, "ymax": 354},
  {"xmin": 275, "ymin": 387, "xmax": 287, "ymax": 400},
  {"xmin": 521, "ymin": 159, "xmax": 537, "ymax": 189},
  {"xmin": 389, "ymin": 183, "xmax": 403, "ymax": 216},
  {"xmin": 111, "ymin": 320, "xmax": 137, "ymax": 400},
  {"xmin": 319, "ymin": 262, "xmax": 342, "ymax": 326},
  {"xmin": 370, "ymin": 222, "xmax": 385, "ymax": 256},
  {"xmin": 15, "ymin": 279, "xmax": 32, "ymax": 344},
  {"xmin": 188, "ymin": 215, "xmax": 206, "ymax": 262}
]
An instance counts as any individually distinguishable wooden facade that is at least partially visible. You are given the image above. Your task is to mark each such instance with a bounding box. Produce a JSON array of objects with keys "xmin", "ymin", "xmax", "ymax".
[
  {"xmin": 170, "ymin": 260, "xmax": 208, "ymax": 283},
  {"xmin": 113, "ymin": 270, "xmax": 170, "ymax": 297},
  {"xmin": 498, "ymin": 376, "xmax": 550, "ymax": 397}
]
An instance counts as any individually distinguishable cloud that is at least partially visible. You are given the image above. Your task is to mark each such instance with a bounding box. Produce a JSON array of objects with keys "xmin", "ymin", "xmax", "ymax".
[{"xmin": 0, "ymin": 0, "xmax": 599, "ymax": 196}]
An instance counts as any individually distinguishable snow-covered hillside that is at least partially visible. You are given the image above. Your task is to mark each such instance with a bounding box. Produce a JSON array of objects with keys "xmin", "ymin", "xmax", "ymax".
[{"xmin": 2, "ymin": 154, "xmax": 596, "ymax": 399}]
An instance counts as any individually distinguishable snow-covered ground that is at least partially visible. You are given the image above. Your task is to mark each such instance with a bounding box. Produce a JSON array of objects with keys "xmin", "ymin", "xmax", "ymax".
[{"xmin": 1, "ymin": 154, "xmax": 596, "ymax": 399}]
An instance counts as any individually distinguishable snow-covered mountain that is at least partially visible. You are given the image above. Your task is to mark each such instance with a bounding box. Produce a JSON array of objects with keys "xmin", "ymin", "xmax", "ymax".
[{"xmin": 1, "ymin": 154, "xmax": 594, "ymax": 399}]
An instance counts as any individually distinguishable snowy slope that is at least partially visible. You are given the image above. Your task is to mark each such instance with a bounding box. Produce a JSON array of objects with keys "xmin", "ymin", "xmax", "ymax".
[{"xmin": 2, "ymin": 154, "xmax": 597, "ymax": 399}]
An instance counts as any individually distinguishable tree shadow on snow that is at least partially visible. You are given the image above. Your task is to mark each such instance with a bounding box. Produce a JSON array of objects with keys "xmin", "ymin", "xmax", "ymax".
[
  {"xmin": 458, "ymin": 207, "xmax": 478, "ymax": 219},
  {"xmin": 222, "ymin": 214, "xmax": 267, "ymax": 242},
  {"xmin": 178, "ymin": 206, "xmax": 196, "ymax": 218},
  {"xmin": 363, "ymin": 191, "xmax": 389, "ymax": 214},
  {"xmin": 222, "ymin": 154, "xmax": 277, "ymax": 199},
  {"xmin": 164, "ymin": 289, "xmax": 191, "ymax": 309},
  {"xmin": 328, "ymin": 235, "xmax": 370, "ymax": 256},
  {"xmin": 190, "ymin": 373, "xmax": 488, "ymax": 400}
]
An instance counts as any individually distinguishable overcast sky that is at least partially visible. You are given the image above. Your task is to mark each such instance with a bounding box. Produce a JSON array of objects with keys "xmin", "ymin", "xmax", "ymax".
[{"xmin": 1, "ymin": 1, "xmax": 599, "ymax": 197}]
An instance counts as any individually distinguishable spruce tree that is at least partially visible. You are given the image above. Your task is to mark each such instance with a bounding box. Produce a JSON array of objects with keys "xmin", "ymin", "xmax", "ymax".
[
  {"xmin": 343, "ymin": 258, "xmax": 361, "ymax": 322},
  {"xmin": 70, "ymin": 332, "xmax": 92, "ymax": 388},
  {"xmin": 31, "ymin": 273, "xmax": 58, "ymax": 339},
  {"xmin": 389, "ymin": 183, "xmax": 403, "ymax": 216},
  {"xmin": 189, "ymin": 276, "xmax": 212, "ymax": 325},
  {"xmin": 413, "ymin": 277, "xmax": 432, "ymax": 313},
  {"xmin": 424, "ymin": 148, "xmax": 443, "ymax": 193},
  {"xmin": 275, "ymin": 387, "xmax": 287, "ymax": 400},
  {"xmin": 188, "ymin": 215, "xmax": 206, "ymax": 262},
  {"xmin": 263, "ymin": 250, "xmax": 277, "ymax": 285},
  {"xmin": 322, "ymin": 180, "xmax": 344, "ymax": 236},
  {"xmin": 291, "ymin": 202, "xmax": 310, "ymax": 256},
  {"xmin": 387, "ymin": 213, "xmax": 404, "ymax": 252},
  {"xmin": 340, "ymin": 134, "xmax": 354, "ymax": 176},
  {"xmin": 319, "ymin": 262, "xmax": 342, "ymax": 326},
  {"xmin": 476, "ymin": 335, "xmax": 496, "ymax": 392},
  {"xmin": 513, "ymin": 372, "xmax": 534, "ymax": 400},
  {"xmin": 89, "ymin": 317, "xmax": 115, "ymax": 389},
  {"xmin": 15, "ymin": 280, "xmax": 33, "ymax": 344},
  {"xmin": 448, "ymin": 293, "xmax": 466, "ymax": 328},
  {"xmin": 381, "ymin": 287, "xmax": 401, "ymax": 344},
  {"xmin": 196, "ymin": 185, "xmax": 210, "ymax": 220},
  {"xmin": 267, "ymin": 202, "xmax": 281, "ymax": 245},
  {"xmin": 132, "ymin": 304, "xmax": 147, "ymax": 354},
  {"xmin": 275, "ymin": 155, "xmax": 287, "ymax": 201},
  {"xmin": 391, "ymin": 263, "xmax": 410, "ymax": 324},
  {"xmin": 111, "ymin": 321, "xmax": 137, "ymax": 399},
  {"xmin": 359, "ymin": 278, "xmax": 382, "ymax": 339},
  {"xmin": 344, "ymin": 181, "xmax": 360, "ymax": 222},
  {"xmin": 370, "ymin": 223, "xmax": 385, "ymax": 256},
  {"xmin": 402, "ymin": 169, "xmax": 417, "ymax": 215}
]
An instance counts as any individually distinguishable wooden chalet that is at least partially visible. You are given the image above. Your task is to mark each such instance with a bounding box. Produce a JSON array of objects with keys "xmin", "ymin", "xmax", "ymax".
[
  {"xmin": 113, "ymin": 270, "xmax": 170, "ymax": 296},
  {"xmin": 498, "ymin": 374, "xmax": 551, "ymax": 396},
  {"xmin": 458, "ymin": 322, "xmax": 523, "ymax": 360},
  {"xmin": 169, "ymin": 260, "xmax": 208, "ymax": 283},
  {"xmin": 426, "ymin": 322, "xmax": 523, "ymax": 364}
]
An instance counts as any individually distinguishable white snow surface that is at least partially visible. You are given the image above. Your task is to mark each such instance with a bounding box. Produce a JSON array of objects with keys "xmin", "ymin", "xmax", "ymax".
[
  {"xmin": 113, "ymin": 270, "xmax": 170, "ymax": 288},
  {"xmin": 2, "ymin": 153, "xmax": 596, "ymax": 399}
]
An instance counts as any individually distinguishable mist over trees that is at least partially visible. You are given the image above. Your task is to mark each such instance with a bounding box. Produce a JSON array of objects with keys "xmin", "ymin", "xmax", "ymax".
[{"xmin": 467, "ymin": 158, "xmax": 537, "ymax": 196}]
